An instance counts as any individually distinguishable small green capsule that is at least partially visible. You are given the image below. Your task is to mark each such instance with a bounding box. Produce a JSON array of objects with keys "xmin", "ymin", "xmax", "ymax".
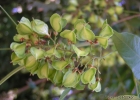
[
  {"xmin": 16, "ymin": 17, "xmax": 33, "ymax": 35},
  {"xmin": 13, "ymin": 34, "xmax": 29, "ymax": 42},
  {"xmin": 52, "ymin": 60, "xmax": 69, "ymax": 70},
  {"xmin": 81, "ymin": 68, "xmax": 96, "ymax": 84},
  {"xmin": 24, "ymin": 55, "xmax": 37, "ymax": 68},
  {"xmin": 62, "ymin": 70, "xmax": 78, "ymax": 87},
  {"xmin": 53, "ymin": 71, "xmax": 64, "ymax": 85},
  {"xmin": 88, "ymin": 81, "xmax": 101, "ymax": 92},
  {"xmin": 31, "ymin": 19, "xmax": 49, "ymax": 36}
]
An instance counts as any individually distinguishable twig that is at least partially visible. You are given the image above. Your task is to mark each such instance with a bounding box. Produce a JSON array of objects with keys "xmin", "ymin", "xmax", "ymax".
[
  {"xmin": 112, "ymin": 14, "xmax": 140, "ymax": 26},
  {"xmin": 17, "ymin": 79, "xmax": 47, "ymax": 94}
]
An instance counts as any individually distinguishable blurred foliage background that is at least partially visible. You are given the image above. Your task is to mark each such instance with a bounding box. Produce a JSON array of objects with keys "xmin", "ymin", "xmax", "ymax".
[{"xmin": 0, "ymin": 0, "xmax": 140, "ymax": 100}]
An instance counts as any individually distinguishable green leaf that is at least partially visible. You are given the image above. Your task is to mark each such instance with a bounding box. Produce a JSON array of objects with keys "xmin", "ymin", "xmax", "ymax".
[
  {"xmin": 50, "ymin": 13, "xmax": 62, "ymax": 32},
  {"xmin": 112, "ymin": 31, "xmax": 140, "ymax": 80},
  {"xmin": 52, "ymin": 60, "xmax": 69, "ymax": 70},
  {"xmin": 60, "ymin": 30, "xmax": 76, "ymax": 43},
  {"xmin": 95, "ymin": 36, "xmax": 108, "ymax": 49},
  {"xmin": 60, "ymin": 88, "xmax": 71, "ymax": 100},
  {"xmin": 109, "ymin": 95, "xmax": 139, "ymax": 100},
  {"xmin": 30, "ymin": 47, "xmax": 44, "ymax": 60},
  {"xmin": 72, "ymin": 44, "xmax": 89, "ymax": 58}
]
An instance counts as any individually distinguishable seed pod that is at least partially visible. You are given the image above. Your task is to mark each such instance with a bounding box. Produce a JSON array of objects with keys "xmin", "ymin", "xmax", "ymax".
[
  {"xmin": 81, "ymin": 68, "xmax": 96, "ymax": 84},
  {"xmin": 88, "ymin": 14, "xmax": 98, "ymax": 23},
  {"xmin": 62, "ymin": 70, "xmax": 79, "ymax": 87},
  {"xmin": 47, "ymin": 62, "xmax": 56, "ymax": 81},
  {"xmin": 11, "ymin": 52, "xmax": 22, "ymax": 65},
  {"xmin": 72, "ymin": 44, "xmax": 89, "ymax": 58},
  {"xmin": 16, "ymin": 17, "xmax": 33, "ymax": 35},
  {"xmin": 53, "ymin": 71, "xmax": 64, "ymax": 85},
  {"xmin": 37, "ymin": 63, "xmax": 49, "ymax": 79},
  {"xmin": 115, "ymin": 6, "xmax": 123, "ymax": 15},
  {"xmin": 99, "ymin": 24, "xmax": 114, "ymax": 38},
  {"xmin": 31, "ymin": 19, "xmax": 49, "ymax": 36},
  {"xmin": 10, "ymin": 42, "xmax": 26, "ymax": 58},
  {"xmin": 13, "ymin": 34, "xmax": 29, "ymax": 42},
  {"xmin": 52, "ymin": 60, "xmax": 69, "ymax": 70},
  {"xmin": 24, "ymin": 55, "xmax": 37, "ymax": 68},
  {"xmin": 78, "ymin": 26, "xmax": 95, "ymax": 41},
  {"xmin": 25, "ymin": 60, "xmax": 39, "ymax": 74},
  {"xmin": 95, "ymin": 36, "xmax": 108, "ymax": 49},
  {"xmin": 30, "ymin": 35, "xmax": 39, "ymax": 45},
  {"xmin": 88, "ymin": 81, "xmax": 101, "ymax": 92},
  {"xmin": 30, "ymin": 47, "xmax": 45, "ymax": 60},
  {"xmin": 60, "ymin": 30, "xmax": 76, "ymax": 43}
]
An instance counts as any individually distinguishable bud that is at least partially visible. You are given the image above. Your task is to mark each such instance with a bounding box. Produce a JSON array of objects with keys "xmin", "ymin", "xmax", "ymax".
[
  {"xmin": 31, "ymin": 19, "xmax": 49, "ymax": 36},
  {"xmin": 16, "ymin": 17, "xmax": 33, "ymax": 35}
]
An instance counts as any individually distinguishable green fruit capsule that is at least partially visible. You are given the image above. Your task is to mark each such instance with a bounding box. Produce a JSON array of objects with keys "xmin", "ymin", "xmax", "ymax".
[
  {"xmin": 79, "ymin": 26, "xmax": 95, "ymax": 41},
  {"xmin": 13, "ymin": 34, "xmax": 29, "ymax": 42},
  {"xmin": 72, "ymin": 44, "xmax": 89, "ymax": 58},
  {"xmin": 88, "ymin": 81, "xmax": 101, "ymax": 92},
  {"xmin": 99, "ymin": 24, "xmax": 114, "ymax": 38},
  {"xmin": 47, "ymin": 63, "xmax": 56, "ymax": 81},
  {"xmin": 81, "ymin": 68, "xmax": 96, "ymax": 84},
  {"xmin": 50, "ymin": 13, "xmax": 62, "ymax": 32},
  {"xmin": 11, "ymin": 52, "xmax": 22, "ymax": 65},
  {"xmin": 30, "ymin": 35, "xmax": 39, "ymax": 45},
  {"xmin": 53, "ymin": 71, "xmax": 64, "ymax": 85},
  {"xmin": 37, "ymin": 63, "xmax": 49, "ymax": 79},
  {"xmin": 95, "ymin": 36, "xmax": 108, "ymax": 49},
  {"xmin": 62, "ymin": 70, "xmax": 79, "ymax": 87},
  {"xmin": 25, "ymin": 61, "xmax": 39, "ymax": 74},
  {"xmin": 10, "ymin": 42, "xmax": 26, "ymax": 58},
  {"xmin": 24, "ymin": 55, "xmax": 37, "ymax": 68},
  {"xmin": 52, "ymin": 60, "xmax": 69, "ymax": 70},
  {"xmin": 30, "ymin": 47, "xmax": 45, "ymax": 60},
  {"xmin": 16, "ymin": 17, "xmax": 33, "ymax": 35},
  {"xmin": 31, "ymin": 19, "xmax": 49, "ymax": 36},
  {"xmin": 60, "ymin": 30, "xmax": 76, "ymax": 43}
]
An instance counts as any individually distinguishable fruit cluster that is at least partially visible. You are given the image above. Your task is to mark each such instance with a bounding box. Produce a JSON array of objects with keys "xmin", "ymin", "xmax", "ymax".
[{"xmin": 10, "ymin": 13, "xmax": 114, "ymax": 92}]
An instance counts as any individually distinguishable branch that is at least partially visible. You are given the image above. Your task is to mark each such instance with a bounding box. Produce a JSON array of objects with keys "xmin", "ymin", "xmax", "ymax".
[{"xmin": 111, "ymin": 14, "xmax": 140, "ymax": 26}]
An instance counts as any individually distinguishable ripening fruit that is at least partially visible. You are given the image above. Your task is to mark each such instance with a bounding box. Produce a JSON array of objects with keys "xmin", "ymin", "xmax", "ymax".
[
  {"xmin": 31, "ymin": 19, "xmax": 49, "ymax": 36},
  {"xmin": 62, "ymin": 70, "xmax": 79, "ymax": 87},
  {"xmin": 16, "ymin": 17, "xmax": 33, "ymax": 35},
  {"xmin": 88, "ymin": 81, "xmax": 101, "ymax": 92},
  {"xmin": 81, "ymin": 68, "xmax": 96, "ymax": 84},
  {"xmin": 53, "ymin": 71, "xmax": 64, "ymax": 85}
]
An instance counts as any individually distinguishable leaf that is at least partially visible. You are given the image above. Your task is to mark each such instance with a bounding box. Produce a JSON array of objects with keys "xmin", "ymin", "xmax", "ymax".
[
  {"xmin": 50, "ymin": 13, "xmax": 62, "ymax": 32},
  {"xmin": 112, "ymin": 31, "xmax": 140, "ymax": 80},
  {"xmin": 60, "ymin": 30, "xmax": 76, "ymax": 43},
  {"xmin": 60, "ymin": 88, "xmax": 71, "ymax": 100},
  {"xmin": 109, "ymin": 95, "xmax": 139, "ymax": 100}
]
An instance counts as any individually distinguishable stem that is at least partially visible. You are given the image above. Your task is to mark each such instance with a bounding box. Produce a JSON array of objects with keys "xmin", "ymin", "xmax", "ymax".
[
  {"xmin": 0, "ymin": 5, "xmax": 17, "ymax": 26},
  {"xmin": 49, "ymin": 37, "xmax": 55, "ymax": 44},
  {"xmin": 134, "ymin": 77, "xmax": 140, "ymax": 98},
  {"xmin": 0, "ymin": 66, "xmax": 24, "ymax": 85},
  {"xmin": 0, "ymin": 48, "xmax": 11, "ymax": 50}
]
